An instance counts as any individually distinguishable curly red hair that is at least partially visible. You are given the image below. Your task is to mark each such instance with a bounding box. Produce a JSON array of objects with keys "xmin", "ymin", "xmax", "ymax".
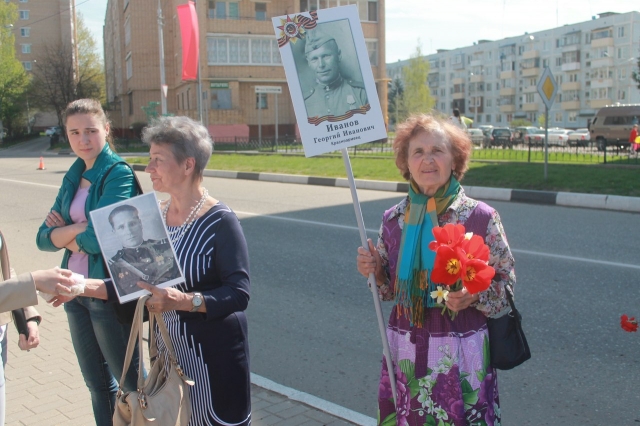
[{"xmin": 393, "ymin": 114, "xmax": 472, "ymax": 181}]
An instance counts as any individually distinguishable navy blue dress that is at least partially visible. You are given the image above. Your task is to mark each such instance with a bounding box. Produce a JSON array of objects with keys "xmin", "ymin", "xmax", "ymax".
[{"xmin": 106, "ymin": 203, "xmax": 251, "ymax": 426}]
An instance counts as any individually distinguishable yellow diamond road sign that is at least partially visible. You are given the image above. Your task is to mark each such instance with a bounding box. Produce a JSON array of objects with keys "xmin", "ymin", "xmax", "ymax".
[{"xmin": 537, "ymin": 67, "xmax": 558, "ymax": 110}]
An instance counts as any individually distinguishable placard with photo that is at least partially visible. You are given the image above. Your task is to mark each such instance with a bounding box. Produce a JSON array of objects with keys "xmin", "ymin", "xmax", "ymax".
[
  {"xmin": 273, "ymin": 5, "xmax": 387, "ymax": 157},
  {"xmin": 89, "ymin": 192, "xmax": 184, "ymax": 303}
]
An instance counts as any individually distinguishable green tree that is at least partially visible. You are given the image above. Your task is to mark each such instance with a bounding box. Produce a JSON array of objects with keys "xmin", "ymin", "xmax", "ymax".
[
  {"xmin": 510, "ymin": 119, "xmax": 533, "ymax": 127},
  {"xmin": 29, "ymin": 12, "xmax": 104, "ymax": 125},
  {"xmin": 402, "ymin": 42, "xmax": 435, "ymax": 118},
  {"xmin": 632, "ymin": 57, "xmax": 640, "ymax": 90},
  {"xmin": 0, "ymin": 2, "xmax": 30, "ymax": 138},
  {"xmin": 388, "ymin": 76, "xmax": 404, "ymax": 126},
  {"xmin": 537, "ymin": 114, "xmax": 546, "ymax": 128}
]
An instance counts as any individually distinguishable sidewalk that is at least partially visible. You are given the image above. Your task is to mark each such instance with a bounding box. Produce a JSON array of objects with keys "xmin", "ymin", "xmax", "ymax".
[{"xmin": 4, "ymin": 299, "xmax": 372, "ymax": 425}]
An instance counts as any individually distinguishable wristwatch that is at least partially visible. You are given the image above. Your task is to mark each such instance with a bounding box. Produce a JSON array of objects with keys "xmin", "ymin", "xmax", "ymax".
[{"xmin": 190, "ymin": 292, "xmax": 203, "ymax": 312}]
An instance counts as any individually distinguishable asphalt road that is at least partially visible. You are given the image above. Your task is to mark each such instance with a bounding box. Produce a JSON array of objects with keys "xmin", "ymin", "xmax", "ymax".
[{"xmin": 0, "ymin": 147, "xmax": 638, "ymax": 425}]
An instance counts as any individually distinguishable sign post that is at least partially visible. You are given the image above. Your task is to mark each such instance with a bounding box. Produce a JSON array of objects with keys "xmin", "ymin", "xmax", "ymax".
[
  {"xmin": 537, "ymin": 67, "xmax": 558, "ymax": 180},
  {"xmin": 255, "ymin": 86, "xmax": 282, "ymax": 150}
]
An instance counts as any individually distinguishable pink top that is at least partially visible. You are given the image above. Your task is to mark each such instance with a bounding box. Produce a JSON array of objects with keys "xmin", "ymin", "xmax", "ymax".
[{"xmin": 67, "ymin": 187, "xmax": 89, "ymax": 278}]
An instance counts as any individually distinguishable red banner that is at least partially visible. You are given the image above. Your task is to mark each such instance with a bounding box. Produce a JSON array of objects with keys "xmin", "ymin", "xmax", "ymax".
[{"xmin": 177, "ymin": 1, "xmax": 199, "ymax": 81}]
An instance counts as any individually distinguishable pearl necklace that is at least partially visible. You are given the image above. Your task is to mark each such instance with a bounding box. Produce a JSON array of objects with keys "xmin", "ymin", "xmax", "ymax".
[{"xmin": 162, "ymin": 188, "xmax": 209, "ymax": 242}]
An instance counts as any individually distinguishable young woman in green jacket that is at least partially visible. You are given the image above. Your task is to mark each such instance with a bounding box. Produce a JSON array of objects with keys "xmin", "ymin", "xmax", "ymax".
[{"xmin": 35, "ymin": 99, "xmax": 141, "ymax": 426}]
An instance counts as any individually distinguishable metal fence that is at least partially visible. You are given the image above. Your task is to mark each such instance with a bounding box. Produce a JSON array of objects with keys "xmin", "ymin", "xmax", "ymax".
[{"xmin": 211, "ymin": 136, "xmax": 394, "ymax": 156}]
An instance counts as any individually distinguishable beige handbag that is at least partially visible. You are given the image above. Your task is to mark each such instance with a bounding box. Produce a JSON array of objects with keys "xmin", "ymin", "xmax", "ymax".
[{"xmin": 113, "ymin": 295, "xmax": 194, "ymax": 426}]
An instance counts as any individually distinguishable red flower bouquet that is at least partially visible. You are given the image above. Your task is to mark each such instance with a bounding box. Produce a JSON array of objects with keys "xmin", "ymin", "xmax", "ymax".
[
  {"xmin": 621, "ymin": 315, "xmax": 639, "ymax": 332},
  {"xmin": 429, "ymin": 223, "xmax": 495, "ymax": 319}
]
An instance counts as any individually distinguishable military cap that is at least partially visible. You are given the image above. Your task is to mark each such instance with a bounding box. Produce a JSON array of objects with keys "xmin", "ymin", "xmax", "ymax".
[{"xmin": 304, "ymin": 29, "xmax": 337, "ymax": 55}]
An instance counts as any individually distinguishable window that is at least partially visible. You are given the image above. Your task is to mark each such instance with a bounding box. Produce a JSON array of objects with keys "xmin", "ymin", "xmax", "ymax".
[
  {"xmin": 215, "ymin": 2, "xmax": 239, "ymax": 19},
  {"xmin": 211, "ymin": 89, "xmax": 231, "ymax": 109},
  {"xmin": 22, "ymin": 61, "xmax": 31, "ymax": 71},
  {"xmin": 300, "ymin": 1, "xmax": 377, "ymax": 21},
  {"xmin": 20, "ymin": 27, "xmax": 30, "ymax": 37},
  {"xmin": 568, "ymin": 73, "xmax": 578, "ymax": 83},
  {"xmin": 485, "ymin": 99, "xmax": 492, "ymax": 107},
  {"xmin": 617, "ymin": 26, "xmax": 625, "ymax": 38},
  {"xmin": 208, "ymin": 0, "xmax": 215, "ymax": 18},
  {"xmin": 367, "ymin": 1, "xmax": 377, "ymax": 21},
  {"xmin": 366, "ymin": 40, "xmax": 378, "ymax": 66},
  {"xmin": 496, "ymin": 115, "xmax": 502, "ymax": 123},
  {"xmin": 555, "ymin": 112, "xmax": 563, "ymax": 122},
  {"xmin": 525, "ymin": 93, "xmax": 535, "ymax": 103},
  {"xmin": 19, "ymin": 10, "xmax": 29, "ymax": 20},
  {"xmin": 208, "ymin": 36, "xmax": 281, "ymax": 65},
  {"xmin": 485, "ymin": 114, "xmax": 491, "ymax": 123},
  {"xmin": 125, "ymin": 53, "xmax": 132, "ymax": 79},
  {"xmin": 124, "ymin": 16, "xmax": 131, "ymax": 46},
  {"xmin": 256, "ymin": 93, "xmax": 267, "ymax": 109},
  {"xmin": 568, "ymin": 112, "xmax": 577, "ymax": 122},
  {"xmin": 21, "ymin": 43, "xmax": 31, "ymax": 53},
  {"xmin": 255, "ymin": 2, "xmax": 266, "ymax": 20},
  {"xmin": 591, "ymin": 28, "xmax": 612, "ymax": 40}
]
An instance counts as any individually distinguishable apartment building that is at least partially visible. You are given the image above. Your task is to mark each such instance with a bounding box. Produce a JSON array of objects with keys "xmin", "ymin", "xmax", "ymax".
[
  {"xmin": 104, "ymin": 0, "xmax": 387, "ymax": 138},
  {"xmin": 387, "ymin": 11, "xmax": 640, "ymax": 129},
  {"xmin": 7, "ymin": 0, "xmax": 75, "ymax": 127}
]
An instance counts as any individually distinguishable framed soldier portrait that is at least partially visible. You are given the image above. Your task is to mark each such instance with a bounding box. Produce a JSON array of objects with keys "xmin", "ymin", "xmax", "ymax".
[
  {"xmin": 273, "ymin": 5, "xmax": 387, "ymax": 157},
  {"xmin": 90, "ymin": 192, "xmax": 184, "ymax": 303}
]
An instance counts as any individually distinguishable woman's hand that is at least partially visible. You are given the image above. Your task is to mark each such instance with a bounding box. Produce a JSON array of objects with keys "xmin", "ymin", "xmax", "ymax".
[
  {"xmin": 356, "ymin": 239, "xmax": 385, "ymax": 283},
  {"xmin": 446, "ymin": 287, "xmax": 480, "ymax": 312},
  {"xmin": 49, "ymin": 294, "xmax": 76, "ymax": 308},
  {"xmin": 138, "ymin": 281, "xmax": 191, "ymax": 313},
  {"xmin": 18, "ymin": 322, "xmax": 40, "ymax": 351},
  {"xmin": 32, "ymin": 267, "xmax": 75, "ymax": 294},
  {"xmin": 45, "ymin": 210, "xmax": 66, "ymax": 228}
]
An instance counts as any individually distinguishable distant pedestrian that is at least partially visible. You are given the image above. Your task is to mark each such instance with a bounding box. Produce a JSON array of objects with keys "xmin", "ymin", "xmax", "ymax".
[
  {"xmin": 630, "ymin": 124, "xmax": 639, "ymax": 154},
  {"xmin": 449, "ymin": 108, "xmax": 467, "ymax": 130}
]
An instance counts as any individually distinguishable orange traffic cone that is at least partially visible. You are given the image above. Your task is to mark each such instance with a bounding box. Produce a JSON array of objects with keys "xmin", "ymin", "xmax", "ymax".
[{"xmin": 37, "ymin": 157, "xmax": 46, "ymax": 170}]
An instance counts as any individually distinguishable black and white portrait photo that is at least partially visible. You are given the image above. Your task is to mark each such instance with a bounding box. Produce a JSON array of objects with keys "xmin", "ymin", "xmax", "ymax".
[
  {"xmin": 273, "ymin": 5, "xmax": 387, "ymax": 157},
  {"xmin": 90, "ymin": 192, "xmax": 183, "ymax": 303},
  {"xmin": 291, "ymin": 21, "xmax": 369, "ymax": 121}
]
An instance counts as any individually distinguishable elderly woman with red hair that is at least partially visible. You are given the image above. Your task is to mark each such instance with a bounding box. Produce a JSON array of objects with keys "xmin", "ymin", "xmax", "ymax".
[{"xmin": 357, "ymin": 114, "xmax": 515, "ymax": 425}]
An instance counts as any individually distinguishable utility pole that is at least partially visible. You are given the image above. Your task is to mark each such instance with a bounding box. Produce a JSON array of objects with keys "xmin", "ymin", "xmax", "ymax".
[
  {"xmin": 194, "ymin": 0, "xmax": 204, "ymax": 123},
  {"xmin": 71, "ymin": 0, "xmax": 79, "ymax": 85},
  {"xmin": 157, "ymin": 0, "xmax": 167, "ymax": 115}
]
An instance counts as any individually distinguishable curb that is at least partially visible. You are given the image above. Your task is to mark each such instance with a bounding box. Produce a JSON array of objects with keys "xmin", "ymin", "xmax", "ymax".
[
  {"xmin": 130, "ymin": 164, "xmax": 640, "ymax": 213},
  {"xmin": 250, "ymin": 373, "xmax": 376, "ymax": 426}
]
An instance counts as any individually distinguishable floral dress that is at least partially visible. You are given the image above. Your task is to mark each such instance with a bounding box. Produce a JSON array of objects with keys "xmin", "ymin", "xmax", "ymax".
[{"xmin": 375, "ymin": 188, "xmax": 516, "ymax": 426}]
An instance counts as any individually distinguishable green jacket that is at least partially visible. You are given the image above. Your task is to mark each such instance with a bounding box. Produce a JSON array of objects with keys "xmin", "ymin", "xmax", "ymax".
[{"xmin": 36, "ymin": 144, "xmax": 140, "ymax": 279}]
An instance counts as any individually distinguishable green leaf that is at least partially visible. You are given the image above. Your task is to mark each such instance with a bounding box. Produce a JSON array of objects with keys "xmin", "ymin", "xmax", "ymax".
[
  {"xmin": 424, "ymin": 415, "xmax": 437, "ymax": 426},
  {"xmin": 408, "ymin": 377, "xmax": 420, "ymax": 399},
  {"xmin": 460, "ymin": 372, "xmax": 470, "ymax": 380},
  {"xmin": 380, "ymin": 412, "xmax": 397, "ymax": 426},
  {"xmin": 399, "ymin": 359, "xmax": 416, "ymax": 381},
  {"xmin": 483, "ymin": 334, "xmax": 491, "ymax": 372},
  {"xmin": 476, "ymin": 370, "xmax": 486, "ymax": 383},
  {"xmin": 426, "ymin": 367, "xmax": 433, "ymax": 376},
  {"xmin": 438, "ymin": 419, "xmax": 445, "ymax": 426},
  {"xmin": 460, "ymin": 378, "xmax": 473, "ymax": 394},
  {"xmin": 463, "ymin": 388, "xmax": 480, "ymax": 407}
]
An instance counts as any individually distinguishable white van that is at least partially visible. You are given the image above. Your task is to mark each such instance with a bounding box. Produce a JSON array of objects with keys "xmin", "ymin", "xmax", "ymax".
[{"xmin": 589, "ymin": 104, "xmax": 640, "ymax": 151}]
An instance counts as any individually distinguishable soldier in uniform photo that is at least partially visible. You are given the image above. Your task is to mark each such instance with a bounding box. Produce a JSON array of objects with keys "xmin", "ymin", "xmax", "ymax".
[
  {"xmin": 107, "ymin": 204, "xmax": 179, "ymax": 295},
  {"xmin": 303, "ymin": 28, "xmax": 368, "ymax": 119}
]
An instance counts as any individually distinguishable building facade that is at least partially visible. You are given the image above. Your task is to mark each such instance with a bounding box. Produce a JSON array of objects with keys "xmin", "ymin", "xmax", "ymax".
[
  {"xmin": 7, "ymin": 0, "xmax": 75, "ymax": 127},
  {"xmin": 104, "ymin": 0, "xmax": 387, "ymax": 138},
  {"xmin": 387, "ymin": 11, "xmax": 640, "ymax": 129}
]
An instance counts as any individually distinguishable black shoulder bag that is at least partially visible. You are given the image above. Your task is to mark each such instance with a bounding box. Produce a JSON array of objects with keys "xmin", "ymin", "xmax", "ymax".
[{"xmin": 487, "ymin": 284, "xmax": 531, "ymax": 370}]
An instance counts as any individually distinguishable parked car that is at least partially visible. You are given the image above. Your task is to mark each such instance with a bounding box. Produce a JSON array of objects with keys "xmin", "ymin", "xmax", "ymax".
[
  {"xmin": 45, "ymin": 126, "xmax": 62, "ymax": 137},
  {"xmin": 467, "ymin": 128, "xmax": 484, "ymax": 145},
  {"xmin": 547, "ymin": 129, "xmax": 572, "ymax": 147},
  {"xmin": 589, "ymin": 104, "xmax": 640, "ymax": 151},
  {"xmin": 523, "ymin": 128, "xmax": 546, "ymax": 146},
  {"xmin": 513, "ymin": 126, "xmax": 539, "ymax": 145},
  {"xmin": 567, "ymin": 128, "xmax": 590, "ymax": 147},
  {"xmin": 487, "ymin": 127, "xmax": 513, "ymax": 148}
]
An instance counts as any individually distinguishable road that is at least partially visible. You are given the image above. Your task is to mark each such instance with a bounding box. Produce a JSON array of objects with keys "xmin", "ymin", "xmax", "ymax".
[{"xmin": 0, "ymin": 148, "xmax": 638, "ymax": 425}]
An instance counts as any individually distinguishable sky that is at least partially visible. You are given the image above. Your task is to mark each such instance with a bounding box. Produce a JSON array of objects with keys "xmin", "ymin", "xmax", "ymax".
[{"xmin": 80, "ymin": 0, "xmax": 638, "ymax": 63}]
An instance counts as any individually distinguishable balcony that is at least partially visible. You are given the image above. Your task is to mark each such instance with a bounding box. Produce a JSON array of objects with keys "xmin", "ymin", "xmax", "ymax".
[
  {"xmin": 452, "ymin": 92, "xmax": 465, "ymax": 100},
  {"xmin": 590, "ymin": 99, "xmax": 612, "ymax": 108},
  {"xmin": 562, "ymin": 44, "xmax": 580, "ymax": 53},
  {"xmin": 470, "ymin": 59, "xmax": 483, "ymax": 67},
  {"xmin": 591, "ymin": 57, "xmax": 613, "ymax": 68},
  {"xmin": 522, "ymin": 67, "xmax": 540, "ymax": 77},
  {"xmin": 523, "ymin": 85, "xmax": 537, "ymax": 93},
  {"xmin": 591, "ymin": 37, "xmax": 614, "ymax": 48},
  {"xmin": 452, "ymin": 77, "xmax": 464, "ymax": 85},
  {"xmin": 522, "ymin": 50, "xmax": 539, "ymax": 59},
  {"xmin": 591, "ymin": 78, "xmax": 613, "ymax": 89},
  {"xmin": 500, "ymin": 105, "xmax": 516, "ymax": 113},
  {"xmin": 523, "ymin": 103, "xmax": 539, "ymax": 112},
  {"xmin": 470, "ymin": 74, "xmax": 484, "ymax": 83},
  {"xmin": 561, "ymin": 100, "xmax": 581, "ymax": 110},
  {"xmin": 561, "ymin": 81, "xmax": 581, "ymax": 91},
  {"xmin": 500, "ymin": 70, "xmax": 516, "ymax": 79},
  {"xmin": 561, "ymin": 62, "xmax": 581, "ymax": 72},
  {"xmin": 499, "ymin": 87, "xmax": 516, "ymax": 96}
]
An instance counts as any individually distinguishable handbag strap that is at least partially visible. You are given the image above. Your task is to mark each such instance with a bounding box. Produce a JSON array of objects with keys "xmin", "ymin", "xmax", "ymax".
[{"xmin": 504, "ymin": 284, "xmax": 519, "ymax": 315}]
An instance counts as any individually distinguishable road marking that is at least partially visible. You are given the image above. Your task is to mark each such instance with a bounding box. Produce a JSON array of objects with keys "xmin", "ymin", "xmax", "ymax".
[
  {"xmin": 0, "ymin": 178, "xmax": 60, "ymax": 189},
  {"xmin": 2, "ymin": 177, "xmax": 635, "ymax": 271},
  {"xmin": 236, "ymin": 210, "xmax": 640, "ymax": 270}
]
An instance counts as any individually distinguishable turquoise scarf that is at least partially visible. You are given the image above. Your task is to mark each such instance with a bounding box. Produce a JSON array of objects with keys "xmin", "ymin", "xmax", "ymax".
[{"xmin": 395, "ymin": 176, "xmax": 460, "ymax": 327}]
